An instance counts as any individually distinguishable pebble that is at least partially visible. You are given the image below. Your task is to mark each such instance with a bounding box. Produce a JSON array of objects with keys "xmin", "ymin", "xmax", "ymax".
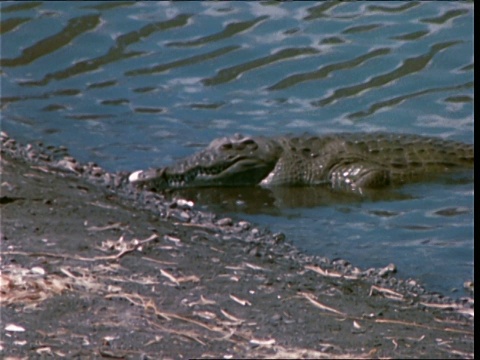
[
  {"xmin": 378, "ymin": 263, "xmax": 397, "ymax": 277},
  {"xmin": 272, "ymin": 232, "xmax": 285, "ymax": 243},
  {"xmin": 179, "ymin": 211, "xmax": 191, "ymax": 221},
  {"xmin": 332, "ymin": 258, "xmax": 350, "ymax": 267},
  {"xmin": 56, "ymin": 159, "xmax": 79, "ymax": 173},
  {"xmin": 250, "ymin": 228, "xmax": 260, "ymax": 236},
  {"xmin": 270, "ymin": 314, "xmax": 282, "ymax": 324},
  {"xmin": 216, "ymin": 217, "xmax": 233, "ymax": 226},
  {"xmin": 238, "ymin": 221, "xmax": 251, "ymax": 230},
  {"xmin": 175, "ymin": 198, "xmax": 194, "ymax": 209}
]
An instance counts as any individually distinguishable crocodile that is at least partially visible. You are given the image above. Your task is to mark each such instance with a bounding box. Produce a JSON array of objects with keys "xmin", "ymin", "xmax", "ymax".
[{"xmin": 129, "ymin": 132, "xmax": 473, "ymax": 191}]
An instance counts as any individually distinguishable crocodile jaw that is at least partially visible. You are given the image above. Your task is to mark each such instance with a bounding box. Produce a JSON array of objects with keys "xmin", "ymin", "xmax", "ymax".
[
  {"xmin": 129, "ymin": 134, "xmax": 282, "ymax": 189},
  {"xmin": 130, "ymin": 157, "xmax": 276, "ymax": 188}
]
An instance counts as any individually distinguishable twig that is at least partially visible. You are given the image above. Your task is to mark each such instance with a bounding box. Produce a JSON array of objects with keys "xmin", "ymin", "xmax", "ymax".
[
  {"xmin": 300, "ymin": 292, "xmax": 345, "ymax": 316},
  {"xmin": 369, "ymin": 285, "xmax": 404, "ymax": 300},
  {"xmin": 304, "ymin": 264, "xmax": 359, "ymax": 280},
  {"xmin": 374, "ymin": 318, "xmax": 474, "ymax": 335},
  {"xmin": 4, "ymin": 234, "xmax": 158, "ymax": 262}
]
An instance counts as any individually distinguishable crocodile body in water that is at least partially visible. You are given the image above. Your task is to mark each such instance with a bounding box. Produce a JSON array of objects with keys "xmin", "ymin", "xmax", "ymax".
[{"xmin": 129, "ymin": 132, "xmax": 473, "ymax": 191}]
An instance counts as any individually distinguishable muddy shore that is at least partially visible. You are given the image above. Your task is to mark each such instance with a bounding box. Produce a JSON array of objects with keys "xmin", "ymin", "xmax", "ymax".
[{"xmin": 0, "ymin": 132, "xmax": 473, "ymax": 359}]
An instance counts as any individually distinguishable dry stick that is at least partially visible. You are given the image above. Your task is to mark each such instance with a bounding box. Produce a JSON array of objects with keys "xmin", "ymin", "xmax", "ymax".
[
  {"xmin": 298, "ymin": 293, "xmax": 473, "ymax": 336},
  {"xmin": 304, "ymin": 264, "xmax": 359, "ymax": 280},
  {"xmin": 4, "ymin": 250, "xmax": 84, "ymax": 261},
  {"xmin": 373, "ymin": 318, "xmax": 474, "ymax": 335},
  {"xmin": 4, "ymin": 234, "xmax": 158, "ymax": 262},
  {"xmin": 420, "ymin": 301, "xmax": 474, "ymax": 312},
  {"xmin": 145, "ymin": 318, "xmax": 207, "ymax": 346},
  {"xmin": 440, "ymin": 348, "xmax": 474, "ymax": 358},
  {"xmin": 105, "ymin": 292, "xmax": 226, "ymax": 334},
  {"xmin": 86, "ymin": 222, "xmax": 124, "ymax": 232},
  {"xmin": 106, "ymin": 292, "xmax": 256, "ymax": 345},
  {"xmin": 300, "ymin": 292, "xmax": 346, "ymax": 316},
  {"xmin": 369, "ymin": 285, "xmax": 404, "ymax": 300},
  {"xmin": 142, "ymin": 256, "xmax": 177, "ymax": 265},
  {"xmin": 105, "ymin": 292, "xmax": 172, "ymax": 320},
  {"xmin": 304, "ymin": 270, "xmax": 472, "ymax": 333},
  {"xmin": 7, "ymin": 233, "xmax": 472, "ymax": 338},
  {"xmin": 160, "ymin": 269, "xmax": 180, "ymax": 285}
]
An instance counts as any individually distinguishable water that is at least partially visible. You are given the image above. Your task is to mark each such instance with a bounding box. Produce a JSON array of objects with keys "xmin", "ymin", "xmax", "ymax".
[{"xmin": 1, "ymin": 1, "xmax": 473, "ymax": 296}]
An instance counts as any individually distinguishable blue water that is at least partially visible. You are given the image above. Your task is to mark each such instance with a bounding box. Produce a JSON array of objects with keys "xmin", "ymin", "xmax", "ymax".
[{"xmin": 1, "ymin": 1, "xmax": 473, "ymax": 296}]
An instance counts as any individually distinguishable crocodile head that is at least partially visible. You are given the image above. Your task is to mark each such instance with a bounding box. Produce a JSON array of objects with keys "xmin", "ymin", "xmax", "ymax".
[{"xmin": 129, "ymin": 134, "xmax": 282, "ymax": 189}]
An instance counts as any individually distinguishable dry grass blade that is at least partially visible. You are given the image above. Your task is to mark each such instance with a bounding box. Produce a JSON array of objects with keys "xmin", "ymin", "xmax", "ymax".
[
  {"xmin": 369, "ymin": 285, "xmax": 404, "ymax": 300},
  {"xmin": 187, "ymin": 295, "xmax": 217, "ymax": 307},
  {"xmin": 374, "ymin": 318, "xmax": 474, "ymax": 335},
  {"xmin": 104, "ymin": 292, "xmax": 226, "ymax": 333},
  {"xmin": 3, "ymin": 234, "xmax": 158, "ymax": 262},
  {"xmin": 0, "ymin": 264, "xmax": 104, "ymax": 306},
  {"xmin": 300, "ymin": 292, "xmax": 345, "ymax": 316},
  {"xmin": 304, "ymin": 264, "xmax": 359, "ymax": 280},
  {"xmin": 146, "ymin": 319, "xmax": 207, "ymax": 346},
  {"xmin": 160, "ymin": 269, "xmax": 180, "ymax": 285},
  {"xmin": 159, "ymin": 269, "xmax": 199, "ymax": 285},
  {"xmin": 220, "ymin": 309, "xmax": 245, "ymax": 323},
  {"xmin": 229, "ymin": 294, "xmax": 251, "ymax": 306},
  {"xmin": 258, "ymin": 344, "xmax": 376, "ymax": 359},
  {"xmin": 420, "ymin": 302, "xmax": 474, "ymax": 317},
  {"xmin": 86, "ymin": 222, "xmax": 124, "ymax": 232},
  {"xmin": 105, "ymin": 292, "xmax": 172, "ymax": 320},
  {"xmin": 142, "ymin": 256, "xmax": 177, "ymax": 265},
  {"xmin": 250, "ymin": 338, "xmax": 275, "ymax": 346},
  {"xmin": 244, "ymin": 262, "xmax": 266, "ymax": 271}
]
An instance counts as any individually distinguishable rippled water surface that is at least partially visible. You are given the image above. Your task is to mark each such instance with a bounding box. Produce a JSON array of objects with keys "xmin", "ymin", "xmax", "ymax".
[{"xmin": 1, "ymin": 1, "xmax": 473, "ymax": 296}]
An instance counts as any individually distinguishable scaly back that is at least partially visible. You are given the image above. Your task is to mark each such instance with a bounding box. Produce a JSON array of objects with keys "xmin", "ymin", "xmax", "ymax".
[{"xmin": 268, "ymin": 133, "xmax": 473, "ymax": 186}]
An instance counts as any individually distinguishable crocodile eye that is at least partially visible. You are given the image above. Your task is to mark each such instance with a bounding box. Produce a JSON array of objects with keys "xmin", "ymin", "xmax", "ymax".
[
  {"xmin": 220, "ymin": 143, "xmax": 233, "ymax": 150},
  {"xmin": 241, "ymin": 139, "xmax": 258, "ymax": 150}
]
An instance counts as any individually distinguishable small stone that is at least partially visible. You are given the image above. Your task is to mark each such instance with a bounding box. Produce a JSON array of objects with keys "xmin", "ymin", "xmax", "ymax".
[
  {"xmin": 5, "ymin": 324, "xmax": 25, "ymax": 332},
  {"xmin": 238, "ymin": 221, "xmax": 250, "ymax": 230},
  {"xmin": 378, "ymin": 263, "xmax": 396, "ymax": 277},
  {"xmin": 272, "ymin": 232, "xmax": 285, "ymax": 243},
  {"xmin": 91, "ymin": 166, "xmax": 103, "ymax": 176},
  {"xmin": 176, "ymin": 199, "xmax": 194, "ymax": 209},
  {"xmin": 216, "ymin": 217, "xmax": 233, "ymax": 226},
  {"xmin": 179, "ymin": 211, "xmax": 191, "ymax": 221},
  {"xmin": 332, "ymin": 258, "xmax": 350, "ymax": 267},
  {"xmin": 56, "ymin": 159, "xmax": 79, "ymax": 173},
  {"xmin": 407, "ymin": 279, "xmax": 417, "ymax": 287},
  {"xmin": 270, "ymin": 314, "xmax": 282, "ymax": 324},
  {"xmin": 114, "ymin": 175, "xmax": 123, "ymax": 188},
  {"xmin": 31, "ymin": 267, "xmax": 45, "ymax": 275}
]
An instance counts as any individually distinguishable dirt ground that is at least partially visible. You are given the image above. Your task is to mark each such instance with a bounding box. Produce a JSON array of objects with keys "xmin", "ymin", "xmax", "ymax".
[{"xmin": 0, "ymin": 133, "xmax": 473, "ymax": 359}]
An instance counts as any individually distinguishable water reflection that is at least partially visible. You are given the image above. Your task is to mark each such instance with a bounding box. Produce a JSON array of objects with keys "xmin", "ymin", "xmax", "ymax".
[
  {"xmin": 172, "ymin": 185, "xmax": 413, "ymax": 216},
  {"xmin": 170, "ymin": 167, "xmax": 472, "ymax": 216}
]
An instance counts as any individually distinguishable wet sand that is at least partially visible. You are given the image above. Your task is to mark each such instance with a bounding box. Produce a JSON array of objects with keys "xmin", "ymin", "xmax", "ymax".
[{"xmin": 0, "ymin": 133, "xmax": 473, "ymax": 359}]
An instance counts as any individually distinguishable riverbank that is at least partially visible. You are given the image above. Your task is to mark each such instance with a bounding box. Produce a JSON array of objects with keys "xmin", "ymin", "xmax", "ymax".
[{"xmin": 1, "ymin": 132, "xmax": 473, "ymax": 358}]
